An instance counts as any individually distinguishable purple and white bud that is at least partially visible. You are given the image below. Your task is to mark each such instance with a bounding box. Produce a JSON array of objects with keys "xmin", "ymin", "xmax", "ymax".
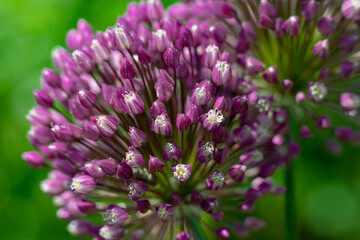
[
  {"xmin": 163, "ymin": 139, "xmax": 183, "ymax": 161},
  {"xmin": 22, "ymin": 152, "xmax": 45, "ymax": 168},
  {"xmin": 51, "ymin": 123, "xmax": 82, "ymax": 143},
  {"xmin": 163, "ymin": 47, "xmax": 180, "ymax": 69},
  {"xmin": 228, "ymin": 164, "xmax": 246, "ymax": 182},
  {"xmin": 201, "ymin": 108, "xmax": 224, "ymax": 132},
  {"xmin": 245, "ymin": 57, "xmax": 264, "ymax": 76},
  {"xmin": 114, "ymin": 25, "xmax": 134, "ymax": 50},
  {"xmin": 213, "ymin": 96, "xmax": 228, "ymax": 112},
  {"xmin": 103, "ymin": 205, "xmax": 129, "ymax": 225},
  {"xmin": 90, "ymin": 39, "xmax": 109, "ymax": 61},
  {"xmin": 340, "ymin": 92, "xmax": 360, "ymax": 113},
  {"xmin": 259, "ymin": 0, "xmax": 276, "ymax": 18},
  {"xmin": 118, "ymin": 88, "xmax": 145, "ymax": 114},
  {"xmin": 191, "ymin": 80, "xmax": 213, "ymax": 106},
  {"xmin": 301, "ymin": 0, "xmax": 319, "ymax": 20},
  {"xmin": 341, "ymin": 0, "xmax": 360, "ymax": 19},
  {"xmin": 312, "ymin": 39, "xmax": 329, "ymax": 59},
  {"xmin": 176, "ymin": 113, "xmax": 191, "ymax": 132},
  {"xmin": 151, "ymin": 114, "xmax": 173, "ymax": 136},
  {"xmin": 263, "ymin": 66, "xmax": 278, "ymax": 83},
  {"xmin": 171, "ymin": 164, "xmax": 192, "ymax": 183},
  {"xmin": 212, "ymin": 60, "xmax": 231, "ymax": 86},
  {"xmin": 99, "ymin": 225, "xmax": 125, "ymax": 240},
  {"xmin": 116, "ymin": 162, "xmax": 134, "ymax": 179},
  {"xmin": 185, "ymin": 103, "xmax": 202, "ymax": 123},
  {"xmin": 215, "ymin": 227, "xmax": 230, "ymax": 240},
  {"xmin": 83, "ymin": 160, "xmax": 105, "ymax": 179},
  {"xmin": 120, "ymin": 59, "xmax": 136, "ymax": 80},
  {"xmin": 149, "ymin": 100, "xmax": 167, "ymax": 118},
  {"xmin": 126, "ymin": 180, "xmax": 148, "ymax": 201},
  {"xmin": 317, "ymin": 16, "xmax": 334, "ymax": 36},
  {"xmin": 70, "ymin": 174, "xmax": 96, "ymax": 195},
  {"xmin": 176, "ymin": 231, "xmax": 190, "ymax": 240},
  {"xmin": 282, "ymin": 79, "xmax": 294, "ymax": 91},
  {"xmin": 147, "ymin": 0, "xmax": 164, "ymax": 21},
  {"xmin": 148, "ymin": 155, "xmax": 165, "ymax": 172},
  {"xmin": 67, "ymin": 220, "xmax": 93, "ymax": 237},
  {"xmin": 34, "ymin": 90, "xmax": 54, "ymax": 108},
  {"xmin": 240, "ymin": 149, "xmax": 263, "ymax": 165},
  {"xmin": 92, "ymin": 115, "xmax": 119, "ymax": 137},
  {"xmin": 282, "ymin": 16, "xmax": 300, "ymax": 36},
  {"xmin": 206, "ymin": 170, "xmax": 225, "ymax": 190},
  {"xmin": 296, "ymin": 91, "xmax": 306, "ymax": 103},
  {"xmin": 72, "ymin": 49, "xmax": 94, "ymax": 73},
  {"xmin": 42, "ymin": 68, "xmax": 61, "ymax": 88},
  {"xmin": 202, "ymin": 44, "xmax": 220, "ymax": 68},
  {"xmin": 27, "ymin": 107, "xmax": 52, "ymax": 126},
  {"xmin": 307, "ymin": 82, "xmax": 327, "ymax": 102},
  {"xmin": 156, "ymin": 204, "xmax": 173, "ymax": 222},
  {"xmin": 78, "ymin": 89, "xmax": 97, "ymax": 108},
  {"xmin": 274, "ymin": 18, "xmax": 285, "ymax": 38},
  {"xmin": 82, "ymin": 121, "xmax": 101, "ymax": 141},
  {"xmin": 198, "ymin": 141, "xmax": 216, "ymax": 163},
  {"xmin": 128, "ymin": 127, "xmax": 148, "ymax": 148},
  {"xmin": 317, "ymin": 116, "xmax": 331, "ymax": 128},
  {"xmin": 155, "ymin": 77, "xmax": 174, "ymax": 102},
  {"xmin": 152, "ymin": 29, "xmax": 171, "ymax": 53}
]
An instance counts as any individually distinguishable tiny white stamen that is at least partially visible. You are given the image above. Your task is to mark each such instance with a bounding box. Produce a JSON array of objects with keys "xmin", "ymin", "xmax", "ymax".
[
  {"xmin": 206, "ymin": 108, "xmax": 224, "ymax": 123},
  {"xmin": 215, "ymin": 61, "xmax": 230, "ymax": 74},
  {"xmin": 155, "ymin": 114, "xmax": 167, "ymax": 126},
  {"xmin": 205, "ymin": 44, "xmax": 219, "ymax": 53}
]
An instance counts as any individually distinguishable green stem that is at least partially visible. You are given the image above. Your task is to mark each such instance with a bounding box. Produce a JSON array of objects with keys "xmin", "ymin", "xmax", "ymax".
[{"xmin": 285, "ymin": 163, "xmax": 297, "ymax": 240}]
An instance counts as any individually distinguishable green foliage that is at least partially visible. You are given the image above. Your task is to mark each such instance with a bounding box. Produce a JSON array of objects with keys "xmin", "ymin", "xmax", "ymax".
[{"xmin": 0, "ymin": 1, "xmax": 359, "ymax": 239}]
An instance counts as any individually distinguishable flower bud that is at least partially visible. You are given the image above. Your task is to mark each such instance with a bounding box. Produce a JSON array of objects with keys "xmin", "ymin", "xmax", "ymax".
[
  {"xmin": 212, "ymin": 60, "xmax": 231, "ymax": 86},
  {"xmin": 22, "ymin": 152, "xmax": 45, "ymax": 168},
  {"xmin": 148, "ymin": 155, "xmax": 165, "ymax": 172},
  {"xmin": 163, "ymin": 139, "xmax": 183, "ymax": 161},
  {"xmin": 176, "ymin": 113, "xmax": 191, "ymax": 132},
  {"xmin": 301, "ymin": 0, "xmax": 319, "ymax": 20},
  {"xmin": 34, "ymin": 90, "xmax": 54, "ymax": 108},
  {"xmin": 151, "ymin": 114, "xmax": 173, "ymax": 136},
  {"xmin": 282, "ymin": 16, "xmax": 299, "ymax": 36},
  {"xmin": 70, "ymin": 174, "xmax": 96, "ymax": 195},
  {"xmin": 93, "ymin": 115, "xmax": 119, "ymax": 137},
  {"xmin": 176, "ymin": 231, "xmax": 190, "ymax": 240},
  {"xmin": 245, "ymin": 57, "xmax": 264, "ymax": 75},
  {"xmin": 82, "ymin": 121, "xmax": 101, "ymax": 141},
  {"xmin": 317, "ymin": 16, "xmax": 334, "ymax": 36},
  {"xmin": 163, "ymin": 47, "xmax": 180, "ymax": 69},
  {"xmin": 171, "ymin": 164, "xmax": 192, "ymax": 183},
  {"xmin": 202, "ymin": 44, "xmax": 220, "ymax": 68},
  {"xmin": 172, "ymin": 193, "xmax": 185, "ymax": 206},
  {"xmin": 156, "ymin": 204, "xmax": 173, "ymax": 222},
  {"xmin": 78, "ymin": 89, "xmax": 97, "ymax": 108},
  {"xmin": 116, "ymin": 162, "xmax": 134, "ymax": 179},
  {"xmin": 120, "ymin": 59, "xmax": 136, "ymax": 80},
  {"xmin": 42, "ymin": 68, "xmax": 61, "ymax": 88},
  {"xmin": 263, "ymin": 66, "xmax": 278, "ymax": 83},
  {"xmin": 72, "ymin": 49, "xmax": 94, "ymax": 72},
  {"xmin": 114, "ymin": 25, "xmax": 134, "ymax": 50},
  {"xmin": 312, "ymin": 39, "xmax": 329, "ymax": 59}
]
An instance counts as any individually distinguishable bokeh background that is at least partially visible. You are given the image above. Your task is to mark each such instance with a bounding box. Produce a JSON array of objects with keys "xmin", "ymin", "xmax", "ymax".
[{"xmin": 1, "ymin": 0, "xmax": 360, "ymax": 239}]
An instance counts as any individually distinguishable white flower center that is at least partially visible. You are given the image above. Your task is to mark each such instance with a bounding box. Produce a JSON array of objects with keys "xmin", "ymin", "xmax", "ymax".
[
  {"xmin": 155, "ymin": 114, "xmax": 167, "ymax": 126},
  {"xmin": 204, "ymin": 142, "xmax": 214, "ymax": 156},
  {"xmin": 174, "ymin": 165, "xmax": 189, "ymax": 180},
  {"xmin": 310, "ymin": 82, "xmax": 327, "ymax": 101},
  {"xmin": 129, "ymin": 183, "xmax": 138, "ymax": 194},
  {"xmin": 205, "ymin": 44, "xmax": 219, "ymax": 53},
  {"xmin": 256, "ymin": 99, "xmax": 270, "ymax": 112},
  {"xmin": 126, "ymin": 150, "xmax": 135, "ymax": 163},
  {"xmin": 195, "ymin": 86, "xmax": 206, "ymax": 98},
  {"xmin": 123, "ymin": 91, "xmax": 136, "ymax": 103},
  {"xmin": 206, "ymin": 108, "xmax": 224, "ymax": 123},
  {"xmin": 212, "ymin": 172, "xmax": 224, "ymax": 184},
  {"xmin": 158, "ymin": 208, "xmax": 168, "ymax": 218},
  {"xmin": 215, "ymin": 61, "xmax": 230, "ymax": 74},
  {"xmin": 154, "ymin": 29, "xmax": 167, "ymax": 38}
]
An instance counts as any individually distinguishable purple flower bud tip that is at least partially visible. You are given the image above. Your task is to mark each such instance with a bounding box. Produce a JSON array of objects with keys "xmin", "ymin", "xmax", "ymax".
[
  {"xmin": 176, "ymin": 231, "xmax": 190, "ymax": 240},
  {"xmin": 148, "ymin": 155, "xmax": 165, "ymax": 172},
  {"xmin": 70, "ymin": 174, "xmax": 96, "ymax": 195},
  {"xmin": 92, "ymin": 115, "xmax": 119, "ymax": 137},
  {"xmin": 312, "ymin": 39, "xmax": 329, "ymax": 59},
  {"xmin": 34, "ymin": 90, "xmax": 54, "ymax": 108},
  {"xmin": 82, "ymin": 121, "xmax": 101, "ymax": 141},
  {"xmin": 99, "ymin": 225, "xmax": 125, "ymax": 240},
  {"xmin": 72, "ymin": 49, "xmax": 94, "ymax": 73},
  {"xmin": 176, "ymin": 113, "xmax": 191, "ymax": 132},
  {"xmin": 117, "ymin": 162, "xmax": 134, "ymax": 179},
  {"xmin": 215, "ymin": 227, "xmax": 230, "ymax": 239},
  {"xmin": 301, "ymin": 0, "xmax": 319, "ymax": 20},
  {"xmin": 78, "ymin": 89, "xmax": 97, "ymax": 108},
  {"xmin": 245, "ymin": 57, "xmax": 264, "ymax": 76},
  {"xmin": 42, "ymin": 68, "xmax": 61, "ymax": 88},
  {"xmin": 137, "ymin": 200, "xmax": 151, "ymax": 214},
  {"xmin": 202, "ymin": 44, "xmax": 220, "ymax": 68},
  {"xmin": 317, "ymin": 116, "xmax": 331, "ymax": 128},
  {"xmin": 282, "ymin": 16, "xmax": 299, "ymax": 36},
  {"xmin": 22, "ymin": 152, "xmax": 45, "ymax": 168},
  {"xmin": 317, "ymin": 16, "xmax": 334, "ymax": 36},
  {"xmin": 163, "ymin": 47, "xmax": 180, "ymax": 69},
  {"xmin": 103, "ymin": 205, "xmax": 129, "ymax": 225},
  {"xmin": 163, "ymin": 139, "xmax": 183, "ymax": 161},
  {"xmin": 114, "ymin": 25, "xmax": 134, "ymax": 50},
  {"xmin": 126, "ymin": 180, "xmax": 148, "ymax": 201},
  {"xmin": 128, "ymin": 127, "xmax": 148, "ymax": 147},
  {"xmin": 151, "ymin": 114, "xmax": 173, "ymax": 136},
  {"xmin": 171, "ymin": 164, "xmax": 192, "ymax": 183},
  {"xmin": 263, "ymin": 66, "xmax": 278, "ymax": 83},
  {"xmin": 296, "ymin": 91, "xmax": 306, "ymax": 103},
  {"xmin": 282, "ymin": 79, "xmax": 294, "ymax": 91},
  {"xmin": 212, "ymin": 60, "xmax": 232, "ymax": 86}
]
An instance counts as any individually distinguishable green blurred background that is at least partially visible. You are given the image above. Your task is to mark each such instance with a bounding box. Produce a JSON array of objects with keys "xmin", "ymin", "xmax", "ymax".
[{"xmin": 0, "ymin": 0, "xmax": 360, "ymax": 239}]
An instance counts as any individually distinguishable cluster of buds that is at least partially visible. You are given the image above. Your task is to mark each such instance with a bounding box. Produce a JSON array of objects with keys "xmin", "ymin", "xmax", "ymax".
[
  {"xmin": 172, "ymin": 0, "xmax": 360, "ymax": 154},
  {"xmin": 21, "ymin": 0, "xmax": 335, "ymax": 239}
]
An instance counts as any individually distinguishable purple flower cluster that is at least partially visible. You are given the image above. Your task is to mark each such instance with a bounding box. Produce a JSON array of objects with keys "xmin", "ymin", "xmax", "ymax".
[{"xmin": 27, "ymin": 0, "xmax": 360, "ymax": 239}]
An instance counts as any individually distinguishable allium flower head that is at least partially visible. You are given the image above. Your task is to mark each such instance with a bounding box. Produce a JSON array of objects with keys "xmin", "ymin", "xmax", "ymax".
[{"xmin": 23, "ymin": 0, "xmax": 303, "ymax": 239}]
